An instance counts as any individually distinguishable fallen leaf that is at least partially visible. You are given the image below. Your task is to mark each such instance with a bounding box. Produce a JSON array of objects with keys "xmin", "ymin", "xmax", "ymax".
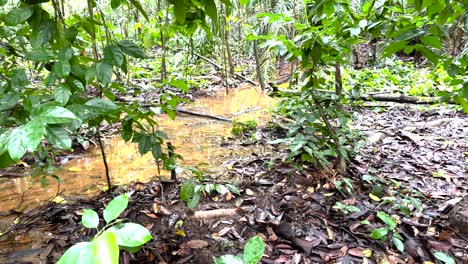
[
  {"xmin": 369, "ymin": 193, "xmax": 381, "ymax": 202},
  {"xmin": 186, "ymin": 240, "xmax": 209, "ymax": 249},
  {"xmin": 245, "ymin": 189, "xmax": 254, "ymax": 196},
  {"xmin": 175, "ymin": 229, "xmax": 186, "ymax": 236}
]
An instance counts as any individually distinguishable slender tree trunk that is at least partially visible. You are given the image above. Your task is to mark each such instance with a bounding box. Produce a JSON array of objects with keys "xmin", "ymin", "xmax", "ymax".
[
  {"xmin": 253, "ymin": 40, "xmax": 266, "ymax": 90},
  {"xmin": 335, "ymin": 62, "xmax": 342, "ymax": 96},
  {"xmin": 223, "ymin": 5, "xmax": 234, "ymax": 75},
  {"xmin": 160, "ymin": 0, "xmax": 168, "ymax": 81}
]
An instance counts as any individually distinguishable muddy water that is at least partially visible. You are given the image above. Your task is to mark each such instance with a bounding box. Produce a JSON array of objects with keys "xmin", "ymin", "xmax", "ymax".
[
  {"xmin": 0, "ymin": 86, "xmax": 276, "ymax": 212},
  {"xmin": 0, "ymin": 86, "xmax": 276, "ymax": 263}
]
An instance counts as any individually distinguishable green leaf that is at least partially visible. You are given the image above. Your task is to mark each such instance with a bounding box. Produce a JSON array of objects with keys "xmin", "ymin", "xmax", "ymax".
[
  {"xmin": 187, "ymin": 192, "xmax": 201, "ymax": 209},
  {"xmin": 57, "ymin": 242, "xmax": 94, "ymax": 264},
  {"xmin": 392, "ymin": 237, "xmax": 404, "ymax": 253},
  {"xmin": 103, "ymin": 194, "xmax": 128, "ymax": 223},
  {"xmin": 226, "ymin": 184, "xmax": 240, "ymax": 195},
  {"xmin": 180, "ymin": 180, "xmax": 195, "ymax": 201},
  {"xmin": 370, "ymin": 227, "xmax": 388, "ymax": 240},
  {"xmin": 128, "ymin": 0, "xmax": 149, "ymax": 21},
  {"xmin": 93, "ymin": 231, "xmax": 119, "ymax": 264},
  {"xmin": 170, "ymin": 79, "xmax": 189, "ymax": 92},
  {"xmin": 204, "ymin": 0, "xmax": 218, "ymax": 23},
  {"xmin": 421, "ymin": 35, "xmax": 442, "ymax": 49},
  {"xmin": 85, "ymin": 98, "xmax": 120, "ymax": 116},
  {"xmin": 104, "ymin": 45, "xmax": 124, "ymax": 66},
  {"xmin": 45, "ymin": 125, "xmax": 72, "ymax": 150},
  {"xmin": 96, "ymin": 62, "xmax": 113, "ymax": 86},
  {"xmin": 53, "ymin": 61, "xmax": 71, "ymax": 78},
  {"xmin": 433, "ymin": 252, "xmax": 455, "ymax": 264},
  {"xmin": 25, "ymin": 49, "xmax": 54, "ymax": 62},
  {"xmin": 11, "ymin": 69, "xmax": 29, "ymax": 89},
  {"xmin": 215, "ymin": 255, "xmax": 244, "ymax": 264},
  {"xmin": 173, "ymin": 0, "xmax": 186, "ymax": 24},
  {"xmin": 54, "ymin": 85, "xmax": 71, "ymax": 105},
  {"xmin": 111, "ymin": 0, "xmax": 125, "ymax": 9},
  {"xmin": 243, "ymin": 236, "xmax": 265, "ymax": 264},
  {"xmin": 0, "ymin": 92, "xmax": 20, "ymax": 112},
  {"xmin": 36, "ymin": 106, "xmax": 77, "ymax": 124},
  {"xmin": 414, "ymin": 44, "xmax": 438, "ymax": 64},
  {"xmin": 117, "ymin": 40, "xmax": 146, "ymax": 59},
  {"xmin": 5, "ymin": 6, "xmax": 35, "ymax": 25},
  {"xmin": 0, "ymin": 152, "xmax": 15, "ymax": 169},
  {"xmin": 7, "ymin": 121, "xmax": 45, "ymax": 161},
  {"xmin": 82, "ymin": 209, "xmax": 99, "ymax": 228},
  {"xmin": 107, "ymin": 223, "xmax": 152, "ymax": 247},
  {"xmin": 377, "ymin": 211, "xmax": 397, "ymax": 230},
  {"xmin": 382, "ymin": 41, "xmax": 409, "ymax": 57},
  {"xmin": 215, "ymin": 184, "xmax": 228, "ymax": 195},
  {"xmin": 407, "ymin": 197, "xmax": 423, "ymax": 212}
]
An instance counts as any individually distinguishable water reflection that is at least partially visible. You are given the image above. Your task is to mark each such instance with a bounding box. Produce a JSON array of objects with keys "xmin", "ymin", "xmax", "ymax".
[{"xmin": 0, "ymin": 86, "xmax": 276, "ymax": 212}]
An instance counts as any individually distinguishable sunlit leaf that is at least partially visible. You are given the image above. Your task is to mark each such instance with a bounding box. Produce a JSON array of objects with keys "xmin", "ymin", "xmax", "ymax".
[
  {"xmin": 108, "ymin": 223, "xmax": 152, "ymax": 247},
  {"xmin": 243, "ymin": 236, "xmax": 264, "ymax": 264},
  {"xmin": 82, "ymin": 209, "xmax": 99, "ymax": 228},
  {"xmin": 93, "ymin": 231, "xmax": 119, "ymax": 264},
  {"xmin": 103, "ymin": 194, "xmax": 128, "ymax": 223}
]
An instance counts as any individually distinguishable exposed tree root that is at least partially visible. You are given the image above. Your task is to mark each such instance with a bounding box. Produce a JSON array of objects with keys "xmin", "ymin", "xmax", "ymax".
[{"xmin": 189, "ymin": 208, "xmax": 238, "ymax": 219}]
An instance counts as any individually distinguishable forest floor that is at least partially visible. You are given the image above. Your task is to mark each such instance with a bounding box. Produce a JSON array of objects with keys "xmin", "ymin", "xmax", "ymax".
[
  {"xmin": 0, "ymin": 55, "xmax": 467, "ymax": 263},
  {"xmin": 0, "ymin": 91, "xmax": 466, "ymax": 263}
]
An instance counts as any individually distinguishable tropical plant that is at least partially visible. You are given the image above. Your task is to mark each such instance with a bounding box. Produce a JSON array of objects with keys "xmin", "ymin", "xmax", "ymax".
[
  {"xmin": 214, "ymin": 235, "xmax": 265, "ymax": 264},
  {"xmin": 57, "ymin": 193, "xmax": 152, "ymax": 264}
]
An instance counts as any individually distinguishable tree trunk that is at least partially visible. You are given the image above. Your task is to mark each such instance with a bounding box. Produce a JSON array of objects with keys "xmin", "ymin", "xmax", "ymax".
[
  {"xmin": 335, "ymin": 62, "xmax": 342, "ymax": 96},
  {"xmin": 253, "ymin": 40, "xmax": 266, "ymax": 90}
]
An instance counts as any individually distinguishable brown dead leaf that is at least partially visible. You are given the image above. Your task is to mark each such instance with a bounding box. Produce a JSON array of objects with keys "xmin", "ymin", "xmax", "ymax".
[
  {"xmin": 341, "ymin": 198, "xmax": 357, "ymax": 205},
  {"xmin": 326, "ymin": 227, "xmax": 335, "ymax": 240},
  {"xmin": 186, "ymin": 240, "xmax": 209, "ymax": 249},
  {"xmin": 266, "ymin": 226, "xmax": 278, "ymax": 241},
  {"xmin": 348, "ymin": 247, "xmax": 364, "ymax": 257}
]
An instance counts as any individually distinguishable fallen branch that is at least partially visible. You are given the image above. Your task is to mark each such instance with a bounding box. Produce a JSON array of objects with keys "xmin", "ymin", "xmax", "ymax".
[
  {"xmin": 190, "ymin": 208, "xmax": 238, "ymax": 219},
  {"xmin": 270, "ymin": 90, "xmax": 457, "ymax": 105},
  {"xmin": 176, "ymin": 108, "xmax": 232, "ymax": 122},
  {"xmin": 192, "ymin": 53, "xmax": 258, "ymax": 86},
  {"xmin": 115, "ymin": 96, "xmax": 232, "ymax": 122}
]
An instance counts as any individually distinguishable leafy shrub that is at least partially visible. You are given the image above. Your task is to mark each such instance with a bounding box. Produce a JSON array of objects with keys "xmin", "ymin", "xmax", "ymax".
[
  {"xmin": 58, "ymin": 194, "xmax": 152, "ymax": 264},
  {"xmin": 215, "ymin": 236, "xmax": 265, "ymax": 264}
]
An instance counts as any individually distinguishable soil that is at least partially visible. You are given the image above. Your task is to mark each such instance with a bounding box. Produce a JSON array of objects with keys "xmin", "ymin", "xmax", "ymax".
[{"xmin": 0, "ymin": 102, "xmax": 466, "ymax": 264}]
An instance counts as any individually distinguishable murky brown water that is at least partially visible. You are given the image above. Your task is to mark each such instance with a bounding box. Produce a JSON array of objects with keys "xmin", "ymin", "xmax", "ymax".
[{"xmin": 0, "ymin": 86, "xmax": 276, "ymax": 263}]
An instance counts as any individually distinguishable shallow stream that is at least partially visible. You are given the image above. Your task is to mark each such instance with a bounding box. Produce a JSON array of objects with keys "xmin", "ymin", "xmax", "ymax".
[{"xmin": 0, "ymin": 86, "xmax": 276, "ymax": 263}]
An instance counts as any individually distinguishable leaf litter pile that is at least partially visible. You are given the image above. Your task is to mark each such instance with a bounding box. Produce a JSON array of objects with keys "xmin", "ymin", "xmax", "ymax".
[{"xmin": 0, "ymin": 105, "xmax": 466, "ymax": 264}]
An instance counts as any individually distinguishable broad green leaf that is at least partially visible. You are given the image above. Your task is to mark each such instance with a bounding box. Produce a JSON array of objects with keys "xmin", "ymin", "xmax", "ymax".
[
  {"xmin": 170, "ymin": 79, "xmax": 189, "ymax": 92},
  {"xmin": 0, "ymin": 152, "xmax": 15, "ymax": 168},
  {"xmin": 414, "ymin": 44, "xmax": 438, "ymax": 64},
  {"xmin": 107, "ymin": 223, "xmax": 152, "ymax": 247},
  {"xmin": 117, "ymin": 40, "xmax": 146, "ymax": 59},
  {"xmin": 30, "ymin": 19, "xmax": 55, "ymax": 49},
  {"xmin": 45, "ymin": 125, "xmax": 72, "ymax": 150},
  {"xmin": 93, "ymin": 231, "xmax": 119, "ymax": 264},
  {"xmin": 53, "ymin": 61, "xmax": 71, "ymax": 78},
  {"xmin": 104, "ymin": 45, "xmax": 124, "ymax": 66},
  {"xmin": 5, "ymin": 6, "xmax": 35, "ymax": 25},
  {"xmin": 376, "ymin": 211, "xmax": 397, "ymax": 230},
  {"xmin": 82, "ymin": 209, "xmax": 99, "ymax": 228},
  {"xmin": 57, "ymin": 242, "xmax": 94, "ymax": 264},
  {"xmin": 180, "ymin": 180, "xmax": 195, "ymax": 201},
  {"xmin": 173, "ymin": 0, "xmax": 186, "ymax": 24},
  {"xmin": 6, "ymin": 128, "xmax": 27, "ymax": 161},
  {"xmin": 111, "ymin": 0, "xmax": 124, "ymax": 8},
  {"xmin": 85, "ymin": 98, "xmax": 119, "ymax": 116},
  {"xmin": 128, "ymin": 0, "xmax": 149, "ymax": 21},
  {"xmin": 433, "ymin": 252, "xmax": 455, "ymax": 264},
  {"xmin": 11, "ymin": 69, "xmax": 29, "ymax": 89},
  {"xmin": 0, "ymin": 92, "xmax": 20, "ymax": 112},
  {"xmin": 36, "ymin": 106, "xmax": 77, "ymax": 124},
  {"xmin": 96, "ymin": 62, "xmax": 113, "ymax": 86},
  {"xmin": 382, "ymin": 41, "xmax": 408, "ymax": 57},
  {"xmin": 21, "ymin": 0, "xmax": 51, "ymax": 3},
  {"xmin": 370, "ymin": 227, "xmax": 388, "ymax": 240},
  {"xmin": 215, "ymin": 184, "xmax": 228, "ymax": 195},
  {"xmin": 421, "ymin": 35, "xmax": 442, "ymax": 49},
  {"xmin": 392, "ymin": 237, "xmax": 404, "ymax": 253},
  {"xmin": 204, "ymin": 0, "xmax": 218, "ymax": 23},
  {"xmin": 243, "ymin": 236, "xmax": 265, "ymax": 264},
  {"xmin": 25, "ymin": 49, "xmax": 54, "ymax": 62},
  {"xmin": 395, "ymin": 28, "xmax": 425, "ymax": 41},
  {"xmin": 54, "ymin": 85, "xmax": 71, "ymax": 105},
  {"xmin": 187, "ymin": 192, "xmax": 201, "ymax": 209},
  {"xmin": 103, "ymin": 194, "xmax": 128, "ymax": 223},
  {"xmin": 214, "ymin": 255, "xmax": 244, "ymax": 264},
  {"xmin": 226, "ymin": 184, "xmax": 240, "ymax": 195}
]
